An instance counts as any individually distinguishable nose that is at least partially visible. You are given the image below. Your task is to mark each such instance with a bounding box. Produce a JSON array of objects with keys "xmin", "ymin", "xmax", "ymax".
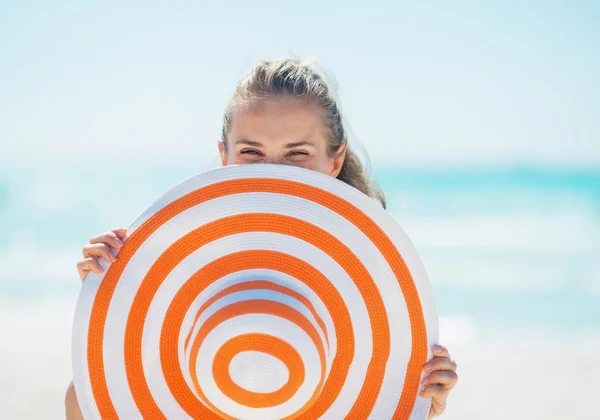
[{"xmin": 264, "ymin": 155, "xmax": 284, "ymax": 165}]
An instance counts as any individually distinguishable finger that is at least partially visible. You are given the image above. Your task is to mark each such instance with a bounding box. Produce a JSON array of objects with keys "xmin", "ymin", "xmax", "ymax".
[
  {"xmin": 89, "ymin": 231, "xmax": 124, "ymax": 249},
  {"xmin": 421, "ymin": 370, "xmax": 458, "ymax": 390},
  {"xmin": 77, "ymin": 258, "xmax": 103, "ymax": 281},
  {"xmin": 82, "ymin": 243, "xmax": 116, "ymax": 262},
  {"xmin": 420, "ymin": 384, "xmax": 447, "ymax": 400},
  {"xmin": 423, "ymin": 356, "xmax": 457, "ymax": 374},
  {"xmin": 429, "ymin": 395, "xmax": 446, "ymax": 418},
  {"xmin": 111, "ymin": 227, "xmax": 128, "ymax": 239},
  {"xmin": 432, "ymin": 344, "xmax": 451, "ymax": 358}
]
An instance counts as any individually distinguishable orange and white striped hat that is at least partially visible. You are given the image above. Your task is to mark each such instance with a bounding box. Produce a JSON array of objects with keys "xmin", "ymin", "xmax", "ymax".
[{"xmin": 72, "ymin": 164, "xmax": 438, "ymax": 420}]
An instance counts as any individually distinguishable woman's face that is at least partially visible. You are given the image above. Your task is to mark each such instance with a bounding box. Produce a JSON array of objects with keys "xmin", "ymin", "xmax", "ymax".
[{"xmin": 219, "ymin": 98, "xmax": 345, "ymax": 177}]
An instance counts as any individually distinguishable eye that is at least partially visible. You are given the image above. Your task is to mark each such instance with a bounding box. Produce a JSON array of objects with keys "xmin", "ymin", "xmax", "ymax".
[
  {"xmin": 287, "ymin": 150, "xmax": 309, "ymax": 157},
  {"xmin": 240, "ymin": 149, "xmax": 263, "ymax": 156}
]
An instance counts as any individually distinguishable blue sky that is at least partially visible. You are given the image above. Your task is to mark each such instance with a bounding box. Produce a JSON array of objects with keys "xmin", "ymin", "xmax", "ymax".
[
  {"xmin": 0, "ymin": 5, "xmax": 599, "ymax": 417},
  {"xmin": 1, "ymin": 0, "xmax": 599, "ymax": 168}
]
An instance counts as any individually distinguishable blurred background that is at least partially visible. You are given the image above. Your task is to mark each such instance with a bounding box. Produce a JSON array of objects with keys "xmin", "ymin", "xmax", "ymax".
[{"xmin": 1, "ymin": 1, "xmax": 598, "ymax": 419}]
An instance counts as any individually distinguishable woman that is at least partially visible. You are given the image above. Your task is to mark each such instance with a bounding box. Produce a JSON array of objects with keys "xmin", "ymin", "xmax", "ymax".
[{"xmin": 66, "ymin": 58, "xmax": 458, "ymax": 419}]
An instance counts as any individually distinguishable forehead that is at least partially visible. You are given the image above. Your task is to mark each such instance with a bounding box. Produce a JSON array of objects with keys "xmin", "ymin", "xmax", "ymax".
[
  {"xmin": 236, "ymin": 96, "xmax": 321, "ymax": 117},
  {"xmin": 229, "ymin": 98, "xmax": 327, "ymax": 143}
]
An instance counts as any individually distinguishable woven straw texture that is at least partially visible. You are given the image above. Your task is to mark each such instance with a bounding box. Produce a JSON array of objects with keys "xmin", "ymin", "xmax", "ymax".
[{"xmin": 72, "ymin": 164, "xmax": 438, "ymax": 420}]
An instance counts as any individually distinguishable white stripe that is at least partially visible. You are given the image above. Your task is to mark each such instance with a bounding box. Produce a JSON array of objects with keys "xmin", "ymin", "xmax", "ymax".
[
  {"xmin": 101, "ymin": 225, "xmax": 188, "ymax": 419},
  {"xmin": 73, "ymin": 164, "xmax": 437, "ymax": 419},
  {"xmin": 139, "ymin": 232, "xmax": 365, "ymax": 418},
  {"xmin": 127, "ymin": 163, "xmax": 436, "ymax": 359},
  {"xmin": 229, "ymin": 351, "xmax": 289, "ymax": 393},
  {"xmin": 409, "ymin": 395, "xmax": 433, "ymax": 420},
  {"xmin": 178, "ymin": 269, "xmax": 335, "ymax": 395},
  {"xmin": 126, "ymin": 164, "xmax": 366, "ymax": 235},
  {"xmin": 184, "ymin": 289, "xmax": 329, "ymax": 368},
  {"xmin": 195, "ymin": 314, "xmax": 322, "ymax": 420},
  {"xmin": 107, "ymin": 190, "xmax": 393, "ymax": 418}
]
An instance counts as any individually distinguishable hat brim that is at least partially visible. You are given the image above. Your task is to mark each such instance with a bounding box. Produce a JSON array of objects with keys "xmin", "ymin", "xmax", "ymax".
[{"xmin": 72, "ymin": 164, "xmax": 438, "ymax": 420}]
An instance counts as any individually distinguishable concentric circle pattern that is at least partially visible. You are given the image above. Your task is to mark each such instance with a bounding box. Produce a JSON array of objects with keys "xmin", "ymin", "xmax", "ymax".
[{"xmin": 72, "ymin": 164, "xmax": 439, "ymax": 420}]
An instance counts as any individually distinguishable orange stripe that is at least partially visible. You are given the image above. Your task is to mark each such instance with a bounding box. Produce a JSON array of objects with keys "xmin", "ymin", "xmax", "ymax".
[
  {"xmin": 212, "ymin": 334, "xmax": 304, "ymax": 409},
  {"xmin": 212, "ymin": 334, "xmax": 305, "ymax": 409},
  {"xmin": 184, "ymin": 280, "xmax": 329, "ymax": 354},
  {"xmin": 153, "ymin": 211, "xmax": 388, "ymax": 419},
  {"xmin": 159, "ymin": 250, "xmax": 352, "ymax": 420},
  {"xmin": 87, "ymin": 178, "xmax": 426, "ymax": 419},
  {"xmin": 188, "ymin": 299, "xmax": 326, "ymax": 414}
]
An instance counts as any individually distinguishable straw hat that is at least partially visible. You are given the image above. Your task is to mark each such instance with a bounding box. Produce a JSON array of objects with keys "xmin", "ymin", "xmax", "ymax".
[{"xmin": 72, "ymin": 164, "xmax": 438, "ymax": 419}]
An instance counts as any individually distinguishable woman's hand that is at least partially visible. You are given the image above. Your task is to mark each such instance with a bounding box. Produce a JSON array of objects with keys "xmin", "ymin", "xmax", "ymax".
[
  {"xmin": 76, "ymin": 228, "xmax": 127, "ymax": 281},
  {"xmin": 422, "ymin": 345, "xmax": 458, "ymax": 418}
]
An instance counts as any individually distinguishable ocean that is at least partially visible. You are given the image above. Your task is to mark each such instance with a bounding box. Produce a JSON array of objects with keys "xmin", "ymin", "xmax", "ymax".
[{"xmin": 1, "ymin": 164, "xmax": 598, "ymax": 419}]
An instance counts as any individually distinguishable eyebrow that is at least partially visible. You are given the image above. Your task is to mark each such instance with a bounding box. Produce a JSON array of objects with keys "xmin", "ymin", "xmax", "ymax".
[
  {"xmin": 235, "ymin": 139, "xmax": 263, "ymax": 147},
  {"xmin": 235, "ymin": 139, "xmax": 316, "ymax": 148},
  {"xmin": 284, "ymin": 141, "xmax": 316, "ymax": 148}
]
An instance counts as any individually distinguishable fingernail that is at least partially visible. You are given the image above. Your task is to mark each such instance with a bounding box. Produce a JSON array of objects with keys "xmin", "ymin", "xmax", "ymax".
[
  {"xmin": 115, "ymin": 238, "xmax": 123, "ymax": 247},
  {"xmin": 110, "ymin": 254, "xmax": 117, "ymax": 262},
  {"xmin": 433, "ymin": 345, "xmax": 443, "ymax": 352}
]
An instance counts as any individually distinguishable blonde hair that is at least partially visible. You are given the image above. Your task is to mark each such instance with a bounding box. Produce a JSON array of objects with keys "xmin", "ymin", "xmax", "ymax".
[{"xmin": 221, "ymin": 58, "xmax": 386, "ymax": 208}]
